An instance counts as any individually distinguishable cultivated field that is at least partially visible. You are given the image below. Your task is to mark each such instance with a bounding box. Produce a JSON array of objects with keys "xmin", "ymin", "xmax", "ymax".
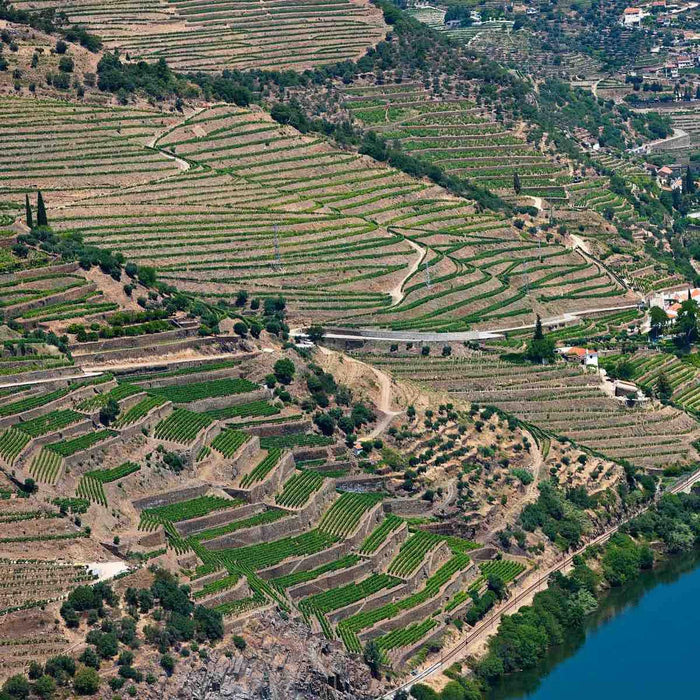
[
  {"xmin": 341, "ymin": 82, "xmax": 572, "ymax": 199},
  {"xmin": 0, "ymin": 97, "xmax": 634, "ymax": 330},
  {"xmin": 356, "ymin": 349, "xmax": 700, "ymax": 470},
  {"xmin": 14, "ymin": 0, "xmax": 387, "ymax": 72}
]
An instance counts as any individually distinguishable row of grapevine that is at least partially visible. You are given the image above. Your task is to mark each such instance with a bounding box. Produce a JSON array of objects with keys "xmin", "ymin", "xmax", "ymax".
[
  {"xmin": 211, "ymin": 429, "xmax": 249, "ymax": 457},
  {"xmin": 77, "ymin": 383, "xmax": 141, "ymax": 411},
  {"xmin": 0, "ymin": 428, "xmax": 29, "ymax": 464},
  {"xmin": 299, "ymin": 573, "xmax": 402, "ymax": 620},
  {"xmin": 480, "ymin": 559, "xmax": 525, "ymax": 583},
  {"xmin": 112, "ymin": 396, "xmax": 166, "ymax": 428},
  {"xmin": 269, "ymin": 555, "xmax": 361, "ymax": 592},
  {"xmin": 138, "ymin": 495, "xmax": 236, "ymax": 530},
  {"xmin": 193, "ymin": 573, "xmax": 241, "ymax": 600},
  {"xmin": 318, "ymin": 492, "xmax": 383, "ymax": 538},
  {"xmin": 388, "ymin": 531, "xmax": 443, "ymax": 577},
  {"xmin": 275, "ymin": 470, "xmax": 324, "ymax": 508},
  {"xmin": 360, "ymin": 515, "xmax": 403, "ymax": 555},
  {"xmin": 46, "ymin": 429, "xmax": 116, "ymax": 457},
  {"xmin": 192, "ymin": 508, "xmax": 286, "ymax": 543},
  {"xmin": 154, "ymin": 409, "xmax": 213, "ymax": 445},
  {"xmin": 212, "ymin": 529, "xmax": 339, "ymax": 572},
  {"xmin": 260, "ymin": 434, "xmax": 333, "ymax": 449},
  {"xmin": 16, "ymin": 409, "xmax": 84, "ymax": 437},
  {"xmin": 149, "ymin": 377, "xmax": 257, "ymax": 403},
  {"xmin": 28, "ymin": 449, "xmax": 63, "ymax": 484},
  {"xmin": 206, "ymin": 400, "xmax": 280, "ymax": 421},
  {"xmin": 240, "ymin": 448, "xmax": 282, "ymax": 488},
  {"xmin": 337, "ymin": 554, "xmax": 471, "ymax": 652},
  {"xmin": 76, "ymin": 462, "xmax": 141, "ymax": 506},
  {"xmin": 375, "ymin": 618, "xmax": 438, "ymax": 654}
]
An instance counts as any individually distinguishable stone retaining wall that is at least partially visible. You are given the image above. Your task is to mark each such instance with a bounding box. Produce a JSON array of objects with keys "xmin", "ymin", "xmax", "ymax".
[
  {"xmin": 133, "ymin": 484, "xmax": 210, "ymax": 512},
  {"xmin": 287, "ymin": 558, "xmax": 376, "ymax": 601},
  {"xmin": 130, "ymin": 365, "xmax": 244, "ymax": 389},
  {"xmin": 190, "ymin": 569, "xmax": 227, "ymax": 592},
  {"xmin": 0, "ymin": 365, "xmax": 85, "ymax": 387},
  {"xmin": 200, "ymin": 577, "xmax": 250, "ymax": 609},
  {"xmin": 208, "ymin": 479, "xmax": 335, "ymax": 550},
  {"xmin": 15, "ymin": 418, "xmax": 94, "ymax": 469},
  {"xmin": 6, "ymin": 282, "xmax": 98, "ymax": 318},
  {"xmin": 360, "ymin": 563, "xmax": 478, "ymax": 643},
  {"xmin": 118, "ymin": 402, "xmax": 173, "ymax": 440},
  {"xmin": 175, "ymin": 503, "xmax": 265, "ymax": 537},
  {"xmin": 246, "ymin": 419, "xmax": 311, "ymax": 437},
  {"xmin": 328, "ymin": 581, "xmax": 410, "ymax": 625},
  {"xmin": 393, "ymin": 625, "xmax": 446, "ymax": 667},
  {"xmin": 383, "ymin": 497, "xmax": 433, "ymax": 517},
  {"xmin": 225, "ymin": 446, "xmax": 291, "ymax": 502},
  {"xmin": 0, "ymin": 380, "xmax": 116, "ymax": 430},
  {"xmin": 63, "ymin": 432, "xmax": 124, "ymax": 470},
  {"xmin": 184, "ymin": 388, "xmax": 268, "ymax": 413},
  {"xmin": 72, "ymin": 327, "xmax": 195, "ymax": 355},
  {"xmin": 7, "ymin": 262, "xmax": 78, "ymax": 283}
]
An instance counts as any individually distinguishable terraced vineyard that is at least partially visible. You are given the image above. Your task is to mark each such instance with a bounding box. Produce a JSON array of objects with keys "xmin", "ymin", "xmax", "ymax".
[
  {"xmin": 341, "ymin": 82, "xmax": 570, "ymax": 198},
  {"xmin": 32, "ymin": 100, "xmax": 634, "ymax": 331},
  {"xmin": 360, "ymin": 350, "xmax": 700, "ymax": 469},
  {"xmin": 14, "ymin": 0, "xmax": 387, "ymax": 72}
]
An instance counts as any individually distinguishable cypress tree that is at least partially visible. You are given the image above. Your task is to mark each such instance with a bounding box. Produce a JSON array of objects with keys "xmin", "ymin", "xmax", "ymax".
[
  {"xmin": 513, "ymin": 172, "xmax": 521, "ymax": 195},
  {"xmin": 36, "ymin": 191, "xmax": 48, "ymax": 227},
  {"xmin": 25, "ymin": 194, "xmax": 33, "ymax": 229},
  {"xmin": 684, "ymin": 167, "xmax": 695, "ymax": 195}
]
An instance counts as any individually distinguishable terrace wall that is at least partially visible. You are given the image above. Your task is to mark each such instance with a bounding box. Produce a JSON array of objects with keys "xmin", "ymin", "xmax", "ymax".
[
  {"xmin": 199, "ymin": 577, "xmax": 250, "ymax": 609},
  {"xmin": 174, "ymin": 503, "xmax": 266, "ymax": 537},
  {"xmin": 207, "ymin": 479, "xmax": 336, "ymax": 550},
  {"xmin": 329, "ymin": 581, "xmax": 410, "ymax": 624},
  {"xmin": 63, "ymin": 433, "xmax": 124, "ymax": 470},
  {"xmin": 0, "ymin": 380, "xmax": 117, "ymax": 430},
  {"xmin": 190, "ymin": 569, "xmax": 227, "ymax": 592},
  {"xmin": 133, "ymin": 484, "xmax": 210, "ymax": 512},
  {"xmin": 383, "ymin": 497, "xmax": 433, "ymax": 517},
  {"xmin": 225, "ymin": 445, "xmax": 290, "ymax": 502},
  {"xmin": 6, "ymin": 262, "xmax": 79, "ymax": 283},
  {"xmin": 6, "ymin": 283, "xmax": 98, "ymax": 318},
  {"xmin": 393, "ymin": 625, "xmax": 446, "ymax": 667},
  {"xmin": 184, "ymin": 388, "xmax": 268, "ymax": 413},
  {"xmin": 118, "ymin": 402, "xmax": 173, "ymax": 440},
  {"xmin": 360, "ymin": 564, "xmax": 478, "ymax": 643},
  {"xmin": 0, "ymin": 365, "xmax": 84, "ymax": 387},
  {"xmin": 247, "ymin": 419, "xmax": 311, "ymax": 437},
  {"xmin": 114, "ymin": 352, "xmax": 258, "ymax": 383}
]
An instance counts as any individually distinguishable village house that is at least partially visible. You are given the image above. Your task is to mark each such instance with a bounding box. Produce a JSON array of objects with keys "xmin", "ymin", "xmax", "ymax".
[
  {"xmin": 621, "ymin": 7, "xmax": 645, "ymax": 25},
  {"xmin": 557, "ymin": 346, "xmax": 599, "ymax": 367}
]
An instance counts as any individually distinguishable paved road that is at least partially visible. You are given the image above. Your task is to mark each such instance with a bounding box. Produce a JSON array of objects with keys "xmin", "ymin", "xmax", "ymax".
[{"xmin": 379, "ymin": 468, "xmax": 700, "ymax": 699}]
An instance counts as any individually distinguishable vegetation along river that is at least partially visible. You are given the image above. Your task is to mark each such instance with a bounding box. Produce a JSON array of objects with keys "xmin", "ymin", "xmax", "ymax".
[{"xmin": 487, "ymin": 547, "xmax": 700, "ymax": 699}]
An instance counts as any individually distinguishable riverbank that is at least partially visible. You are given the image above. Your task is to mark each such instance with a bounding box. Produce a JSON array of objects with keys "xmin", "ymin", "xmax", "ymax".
[{"xmin": 488, "ymin": 546, "xmax": 700, "ymax": 699}]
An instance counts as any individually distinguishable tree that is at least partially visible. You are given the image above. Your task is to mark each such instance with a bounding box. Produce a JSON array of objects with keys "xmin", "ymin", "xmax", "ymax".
[
  {"xmin": 684, "ymin": 166, "xmax": 696, "ymax": 195},
  {"xmin": 233, "ymin": 321, "xmax": 248, "ymax": 337},
  {"xmin": 649, "ymin": 306, "xmax": 668, "ymax": 341},
  {"xmin": 160, "ymin": 654, "xmax": 175, "ymax": 676},
  {"xmin": 673, "ymin": 297, "xmax": 698, "ymax": 348},
  {"xmin": 273, "ymin": 358, "xmax": 295, "ymax": 384},
  {"xmin": 513, "ymin": 171, "xmax": 521, "ymax": 194},
  {"xmin": 36, "ymin": 191, "xmax": 48, "ymax": 227},
  {"xmin": 25, "ymin": 194, "xmax": 33, "ymax": 229},
  {"xmin": 33, "ymin": 676, "xmax": 56, "ymax": 699},
  {"xmin": 99, "ymin": 397, "xmax": 120, "ymax": 426},
  {"xmin": 2, "ymin": 675, "xmax": 30, "ymax": 699},
  {"xmin": 306, "ymin": 325, "xmax": 325, "ymax": 344},
  {"xmin": 656, "ymin": 371, "xmax": 672, "ymax": 403},
  {"xmin": 73, "ymin": 668, "xmax": 100, "ymax": 695},
  {"xmin": 525, "ymin": 315, "xmax": 555, "ymax": 363},
  {"xmin": 363, "ymin": 640, "xmax": 382, "ymax": 678}
]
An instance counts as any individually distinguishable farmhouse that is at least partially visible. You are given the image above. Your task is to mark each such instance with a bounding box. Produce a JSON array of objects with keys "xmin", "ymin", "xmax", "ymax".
[
  {"xmin": 621, "ymin": 7, "xmax": 644, "ymax": 25},
  {"xmin": 557, "ymin": 346, "xmax": 599, "ymax": 367}
]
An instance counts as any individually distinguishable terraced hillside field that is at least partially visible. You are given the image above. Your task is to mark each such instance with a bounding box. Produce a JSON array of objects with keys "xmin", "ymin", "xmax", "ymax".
[
  {"xmin": 14, "ymin": 0, "xmax": 387, "ymax": 72},
  {"xmin": 357, "ymin": 349, "xmax": 700, "ymax": 470},
  {"xmin": 341, "ymin": 82, "xmax": 572, "ymax": 200},
  {"xmin": 8, "ymin": 98, "xmax": 634, "ymax": 331}
]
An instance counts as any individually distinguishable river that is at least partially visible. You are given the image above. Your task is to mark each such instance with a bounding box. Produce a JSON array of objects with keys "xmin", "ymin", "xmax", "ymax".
[{"xmin": 487, "ymin": 547, "xmax": 700, "ymax": 699}]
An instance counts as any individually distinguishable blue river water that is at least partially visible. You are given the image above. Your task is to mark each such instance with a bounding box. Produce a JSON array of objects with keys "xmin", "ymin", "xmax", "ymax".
[{"xmin": 487, "ymin": 548, "xmax": 700, "ymax": 699}]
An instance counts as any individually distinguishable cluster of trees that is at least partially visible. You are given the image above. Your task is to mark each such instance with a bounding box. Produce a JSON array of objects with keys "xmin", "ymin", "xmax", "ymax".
[
  {"xmin": 0, "ymin": 0, "xmax": 101, "ymax": 52},
  {"xmin": 313, "ymin": 401, "xmax": 375, "ymax": 446},
  {"xmin": 44, "ymin": 569, "xmax": 224, "ymax": 697}
]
